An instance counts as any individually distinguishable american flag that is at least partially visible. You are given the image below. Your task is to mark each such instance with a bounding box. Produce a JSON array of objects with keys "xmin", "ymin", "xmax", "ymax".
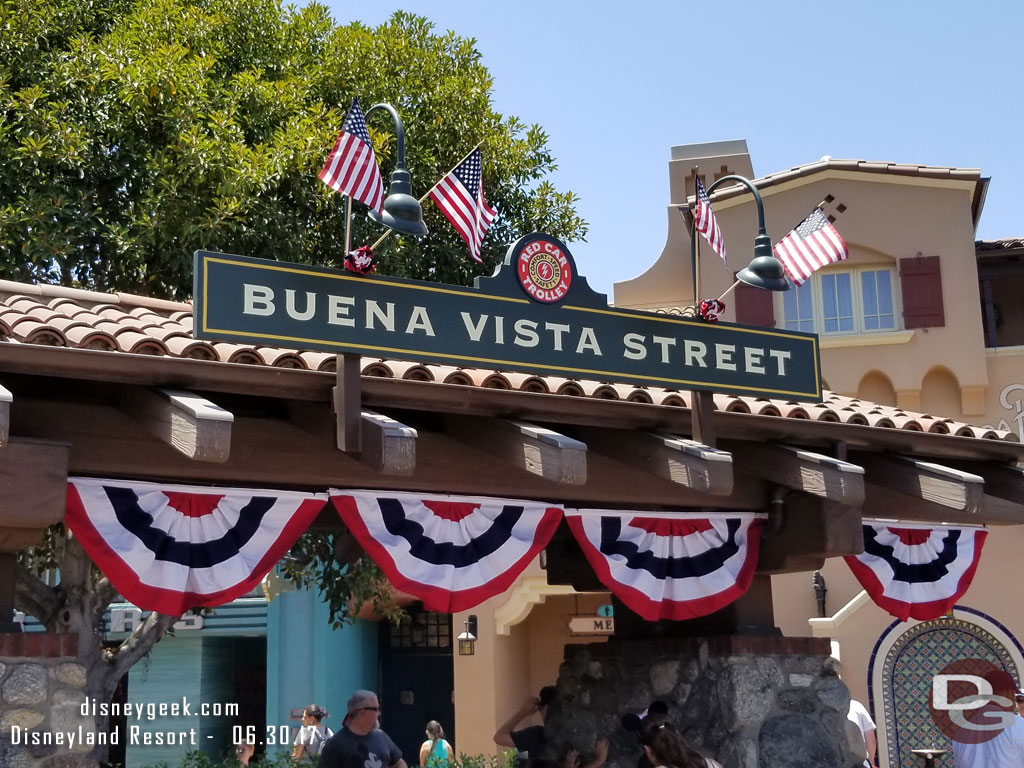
[
  {"xmin": 318, "ymin": 98, "xmax": 385, "ymax": 216},
  {"xmin": 694, "ymin": 178, "xmax": 726, "ymax": 262},
  {"xmin": 773, "ymin": 208, "xmax": 849, "ymax": 286},
  {"xmin": 428, "ymin": 147, "xmax": 496, "ymax": 263}
]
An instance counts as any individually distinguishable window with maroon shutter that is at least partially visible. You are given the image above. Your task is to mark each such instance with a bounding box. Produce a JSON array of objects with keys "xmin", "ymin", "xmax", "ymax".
[
  {"xmin": 899, "ymin": 255, "xmax": 945, "ymax": 329},
  {"xmin": 733, "ymin": 278, "xmax": 775, "ymax": 327}
]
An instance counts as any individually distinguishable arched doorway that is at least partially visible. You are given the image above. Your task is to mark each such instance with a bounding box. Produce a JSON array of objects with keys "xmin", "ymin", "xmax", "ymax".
[{"xmin": 870, "ymin": 608, "xmax": 1023, "ymax": 767}]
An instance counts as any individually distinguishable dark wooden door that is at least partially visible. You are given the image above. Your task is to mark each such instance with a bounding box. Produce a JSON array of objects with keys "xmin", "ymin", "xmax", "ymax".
[{"xmin": 379, "ymin": 610, "xmax": 455, "ymax": 766}]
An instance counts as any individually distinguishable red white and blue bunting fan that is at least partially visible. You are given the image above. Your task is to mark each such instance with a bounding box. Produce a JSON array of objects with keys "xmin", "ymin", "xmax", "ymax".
[
  {"xmin": 844, "ymin": 521, "xmax": 988, "ymax": 622},
  {"xmin": 330, "ymin": 490, "xmax": 563, "ymax": 613},
  {"xmin": 564, "ymin": 509, "xmax": 765, "ymax": 621},
  {"xmin": 66, "ymin": 478, "xmax": 327, "ymax": 615}
]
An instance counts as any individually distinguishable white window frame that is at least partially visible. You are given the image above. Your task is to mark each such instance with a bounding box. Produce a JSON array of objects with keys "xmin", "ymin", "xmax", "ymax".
[{"xmin": 776, "ymin": 265, "xmax": 901, "ymax": 336}]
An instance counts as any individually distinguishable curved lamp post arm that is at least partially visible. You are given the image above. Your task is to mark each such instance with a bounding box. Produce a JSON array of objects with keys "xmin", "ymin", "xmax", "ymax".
[
  {"xmin": 705, "ymin": 174, "xmax": 768, "ymax": 239},
  {"xmin": 365, "ymin": 103, "xmax": 408, "ymax": 171},
  {"xmin": 360, "ymin": 102, "xmax": 428, "ymax": 238},
  {"xmin": 689, "ymin": 173, "xmax": 787, "ymax": 304}
]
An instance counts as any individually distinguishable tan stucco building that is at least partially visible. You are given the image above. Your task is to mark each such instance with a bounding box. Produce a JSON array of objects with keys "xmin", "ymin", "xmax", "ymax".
[{"xmin": 453, "ymin": 141, "xmax": 1024, "ymax": 768}]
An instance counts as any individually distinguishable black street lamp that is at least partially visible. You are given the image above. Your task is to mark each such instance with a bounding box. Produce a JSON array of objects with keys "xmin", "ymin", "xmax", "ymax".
[
  {"xmin": 364, "ymin": 103, "xmax": 428, "ymax": 237},
  {"xmin": 688, "ymin": 174, "xmax": 790, "ymax": 309}
]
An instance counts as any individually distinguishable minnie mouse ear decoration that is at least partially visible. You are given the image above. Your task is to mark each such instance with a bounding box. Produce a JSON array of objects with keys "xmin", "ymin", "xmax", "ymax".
[
  {"xmin": 698, "ymin": 298, "xmax": 725, "ymax": 322},
  {"xmin": 344, "ymin": 245, "xmax": 375, "ymax": 275}
]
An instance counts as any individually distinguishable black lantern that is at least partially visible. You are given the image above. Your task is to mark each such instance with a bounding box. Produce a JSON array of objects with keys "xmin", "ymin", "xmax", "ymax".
[{"xmin": 457, "ymin": 615, "xmax": 477, "ymax": 656}]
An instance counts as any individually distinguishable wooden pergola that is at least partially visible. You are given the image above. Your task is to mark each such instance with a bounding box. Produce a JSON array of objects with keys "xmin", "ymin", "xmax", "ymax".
[{"xmin": 3, "ymin": 303, "xmax": 1024, "ymax": 629}]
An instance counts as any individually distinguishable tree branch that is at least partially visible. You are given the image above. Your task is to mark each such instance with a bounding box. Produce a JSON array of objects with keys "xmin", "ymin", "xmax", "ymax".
[
  {"xmin": 14, "ymin": 562, "xmax": 60, "ymax": 627},
  {"xmin": 94, "ymin": 577, "xmax": 120, "ymax": 618},
  {"xmin": 110, "ymin": 611, "xmax": 181, "ymax": 681}
]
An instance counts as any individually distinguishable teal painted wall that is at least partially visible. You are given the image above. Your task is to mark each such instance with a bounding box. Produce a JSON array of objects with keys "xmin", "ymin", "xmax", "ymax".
[
  {"xmin": 199, "ymin": 637, "xmax": 238, "ymax": 758},
  {"xmin": 266, "ymin": 587, "xmax": 379, "ymax": 757},
  {"xmin": 124, "ymin": 635, "xmax": 208, "ymax": 767}
]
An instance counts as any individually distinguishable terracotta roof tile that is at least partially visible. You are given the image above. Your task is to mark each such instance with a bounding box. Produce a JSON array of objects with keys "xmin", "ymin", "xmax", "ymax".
[
  {"xmin": 697, "ymin": 158, "xmax": 982, "ymax": 206},
  {"xmin": 0, "ymin": 278, "xmax": 1016, "ymax": 444}
]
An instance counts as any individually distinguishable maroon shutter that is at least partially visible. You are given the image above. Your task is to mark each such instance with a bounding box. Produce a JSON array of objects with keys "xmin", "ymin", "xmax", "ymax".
[
  {"xmin": 900, "ymin": 255, "xmax": 945, "ymax": 329},
  {"xmin": 734, "ymin": 279, "xmax": 775, "ymax": 327}
]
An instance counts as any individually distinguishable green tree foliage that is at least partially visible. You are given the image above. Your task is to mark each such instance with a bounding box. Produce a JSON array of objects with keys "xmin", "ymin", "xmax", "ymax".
[{"xmin": 0, "ymin": 0, "xmax": 587, "ymax": 297}]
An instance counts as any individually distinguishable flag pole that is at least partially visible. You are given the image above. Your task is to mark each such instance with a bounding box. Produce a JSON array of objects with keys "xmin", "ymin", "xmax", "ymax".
[
  {"xmin": 716, "ymin": 279, "xmax": 741, "ymax": 304},
  {"xmin": 690, "ymin": 169, "xmax": 701, "ymax": 312},
  {"xmin": 344, "ymin": 195, "xmax": 353, "ymax": 255},
  {"xmin": 367, "ymin": 141, "xmax": 485, "ymax": 251}
]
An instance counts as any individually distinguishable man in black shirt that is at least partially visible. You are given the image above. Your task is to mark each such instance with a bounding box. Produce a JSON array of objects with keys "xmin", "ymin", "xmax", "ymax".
[
  {"xmin": 319, "ymin": 690, "xmax": 407, "ymax": 768},
  {"xmin": 493, "ymin": 686, "xmax": 556, "ymax": 765}
]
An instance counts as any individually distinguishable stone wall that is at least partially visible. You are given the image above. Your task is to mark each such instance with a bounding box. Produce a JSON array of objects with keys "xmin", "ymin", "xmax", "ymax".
[
  {"xmin": 545, "ymin": 636, "xmax": 868, "ymax": 768},
  {"xmin": 0, "ymin": 633, "xmax": 99, "ymax": 768}
]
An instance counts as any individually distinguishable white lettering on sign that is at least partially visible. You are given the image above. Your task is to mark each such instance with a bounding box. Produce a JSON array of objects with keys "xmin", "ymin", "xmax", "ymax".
[
  {"xmin": 995, "ymin": 383, "xmax": 1024, "ymax": 437},
  {"xmin": 234, "ymin": 281, "xmax": 805, "ymax": 386},
  {"xmin": 111, "ymin": 607, "xmax": 203, "ymax": 632},
  {"xmin": 568, "ymin": 616, "xmax": 615, "ymax": 635}
]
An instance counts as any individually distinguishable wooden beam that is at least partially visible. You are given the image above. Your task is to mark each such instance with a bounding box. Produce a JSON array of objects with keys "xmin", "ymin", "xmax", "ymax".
[
  {"xmin": 855, "ymin": 453, "xmax": 984, "ymax": 514},
  {"xmin": 757, "ymin": 494, "xmax": 864, "ymax": 574},
  {"xmin": 690, "ymin": 390, "xmax": 716, "ymax": 447},
  {"xmin": 10, "ymin": 398, "xmax": 766, "ymax": 509},
  {"xmin": 287, "ymin": 403, "xmax": 417, "ymax": 476},
  {"xmin": 942, "ymin": 460, "xmax": 1024, "ymax": 504},
  {"xmin": 445, "ymin": 416, "xmax": 587, "ymax": 485},
  {"xmin": 119, "ymin": 388, "xmax": 233, "ymax": 462},
  {"xmin": 5, "ymin": 344, "xmax": 1024, "ymax": 464},
  {"xmin": 0, "ymin": 381, "xmax": 10, "ymax": 447},
  {"xmin": 861, "ymin": 483, "xmax": 1021, "ymax": 525},
  {"xmin": 333, "ymin": 354, "xmax": 361, "ymax": 452},
  {"xmin": 727, "ymin": 442, "xmax": 865, "ymax": 505},
  {"xmin": 0, "ymin": 438, "xmax": 70, "ymax": 551},
  {"xmin": 573, "ymin": 427, "xmax": 732, "ymax": 495},
  {"xmin": 359, "ymin": 409, "xmax": 417, "ymax": 476}
]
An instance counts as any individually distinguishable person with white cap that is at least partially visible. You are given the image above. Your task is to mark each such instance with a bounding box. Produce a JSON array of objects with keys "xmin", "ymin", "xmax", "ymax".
[{"xmin": 319, "ymin": 690, "xmax": 407, "ymax": 768}]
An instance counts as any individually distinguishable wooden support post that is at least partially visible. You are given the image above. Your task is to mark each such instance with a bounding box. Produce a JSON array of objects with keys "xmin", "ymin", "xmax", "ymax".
[
  {"xmin": 690, "ymin": 390, "xmax": 716, "ymax": 447},
  {"xmin": 0, "ymin": 381, "xmax": 10, "ymax": 447},
  {"xmin": 0, "ymin": 553, "xmax": 19, "ymax": 631},
  {"xmin": 333, "ymin": 354, "xmax": 362, "ymax": 452}
]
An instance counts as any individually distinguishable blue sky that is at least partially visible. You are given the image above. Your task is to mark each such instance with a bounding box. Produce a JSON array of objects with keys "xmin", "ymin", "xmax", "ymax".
[{"xmin": 325, "ymin": 0, "xmax": 1024, "ymax": 296}]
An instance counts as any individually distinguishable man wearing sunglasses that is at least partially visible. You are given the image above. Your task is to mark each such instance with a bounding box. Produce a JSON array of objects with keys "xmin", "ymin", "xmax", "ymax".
[{"xmin": 319, "ymin": 690, "xmax": 407, "ymax": 768}]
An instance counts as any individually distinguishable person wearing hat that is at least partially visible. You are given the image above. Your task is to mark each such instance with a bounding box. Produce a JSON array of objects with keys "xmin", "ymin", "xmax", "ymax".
[
  {"xmin": 318, "ymin": 690, "xmax": 406, "ymax": 768},
  {"xmin": 292, "ymin": 704, "xmax": 334, "ymax": 762}
]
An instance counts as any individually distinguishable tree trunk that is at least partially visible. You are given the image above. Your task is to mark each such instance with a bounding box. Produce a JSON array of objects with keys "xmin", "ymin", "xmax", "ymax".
[{"xmin": 15, "ymin": 532, "xmax": 181, "ymax": 764}]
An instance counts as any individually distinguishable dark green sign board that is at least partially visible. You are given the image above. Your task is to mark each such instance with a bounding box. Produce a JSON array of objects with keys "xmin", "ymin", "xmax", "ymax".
[{"xmin": 193, "ymin": 234, "xmax": 821, "ymax": 401}]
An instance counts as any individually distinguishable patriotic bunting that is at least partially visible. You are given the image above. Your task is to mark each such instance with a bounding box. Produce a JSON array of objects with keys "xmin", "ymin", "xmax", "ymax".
[
  {"xmin": 845, "ymin": 522, "xmax": 988, "ymax": 621},
  {"xmin": 330, "ymin": 490, "xmax": 562, "ymax": 612},
  {"xmin": 66, "ymin": 478, "xmax": 327, "ymax": 616},
  {"xmin": 564, "ymin": 510, "xmax": 764, "ymax": 621}
]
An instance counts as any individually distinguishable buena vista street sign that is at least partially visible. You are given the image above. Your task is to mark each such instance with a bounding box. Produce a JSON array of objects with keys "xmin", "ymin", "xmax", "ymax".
[{"xmin": 194, "ymin": 233, "xmax": 821, "ymax": 401}]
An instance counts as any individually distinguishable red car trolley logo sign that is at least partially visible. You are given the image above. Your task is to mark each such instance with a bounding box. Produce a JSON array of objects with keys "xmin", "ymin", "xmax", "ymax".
[{"xmin": 515, "ymin": 235, "xmax": 573, "ymax": 304}]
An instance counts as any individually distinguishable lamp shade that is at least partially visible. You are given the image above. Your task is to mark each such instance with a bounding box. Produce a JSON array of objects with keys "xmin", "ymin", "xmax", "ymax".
[
  {"xmin": 368, "ymin": 165, "xmax": 428, "ymax": 237},
  {"xmin": 736, "ymin": 233, "xmax": 791, "ymax": 292}
]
